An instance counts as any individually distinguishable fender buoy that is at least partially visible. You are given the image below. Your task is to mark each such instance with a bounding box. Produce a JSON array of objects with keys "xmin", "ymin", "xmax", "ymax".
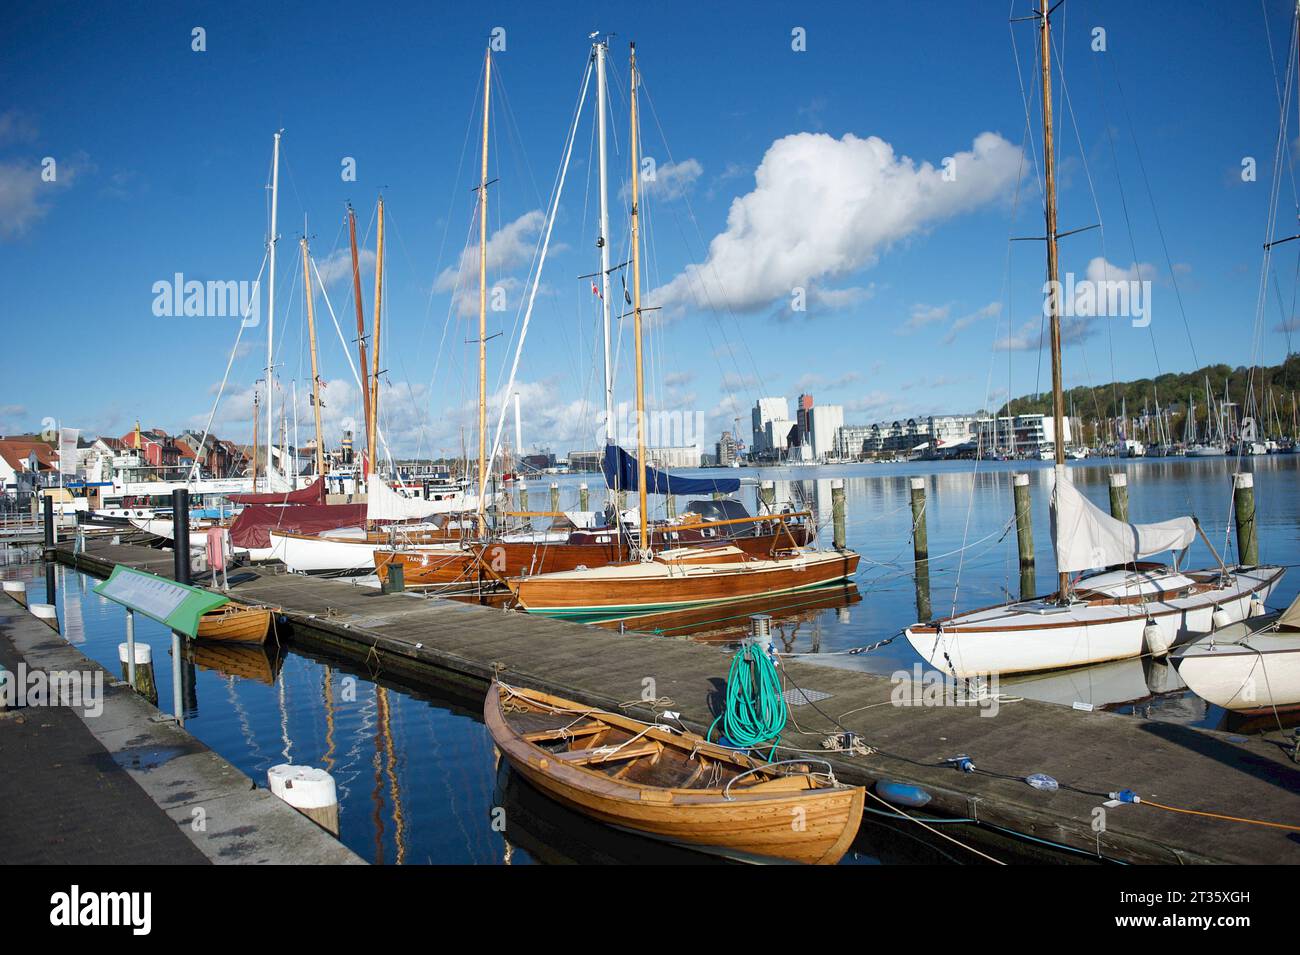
[{"xmin": 875, "ymin": 778, "xmax": 932, "ymax": 808}]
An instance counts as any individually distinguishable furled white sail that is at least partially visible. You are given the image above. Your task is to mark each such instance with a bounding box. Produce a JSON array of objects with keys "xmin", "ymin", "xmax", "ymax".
[
  {"xmin": 1050, "ymin": 471, "xmax": 1195, "ymax": 573},
  {"xmin": 364, "ymin": 479, "xmax": 493, "ymax": 522}
]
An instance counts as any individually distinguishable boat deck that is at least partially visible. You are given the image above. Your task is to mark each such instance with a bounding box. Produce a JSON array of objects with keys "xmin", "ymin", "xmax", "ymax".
[{"xmin": 52, "ymin": 538, "xmax": 1300, "ymax": 865}]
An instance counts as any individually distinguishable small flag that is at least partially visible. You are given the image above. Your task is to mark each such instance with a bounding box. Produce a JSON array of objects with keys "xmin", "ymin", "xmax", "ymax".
[{"xmin": 591, "ymin": 281, "xmax": 600, "ymax": 298}]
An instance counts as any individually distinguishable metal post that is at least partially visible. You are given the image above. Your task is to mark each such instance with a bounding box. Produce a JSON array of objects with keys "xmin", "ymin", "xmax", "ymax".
[
  {"xmin": 172, "ymin": 489, "xmax": 191, "ymax": 585},
  {"xmin": 1108, "ymin": 472, "xmax": 1129, "ymax": 523},
  {"xmin": 170, "ymin": 488, "xmax": 189, "ymax": 727},
  {"xmin": 125, "ymin": 609, "xmax": 136, "ymax": 686},
  {"xmin": 42, "ymin": 494, "xmax": 54, "ymax": 551},
  {"xmin": 1233, "ymin": 472, "xmax": 1258, "ymax": 567}
]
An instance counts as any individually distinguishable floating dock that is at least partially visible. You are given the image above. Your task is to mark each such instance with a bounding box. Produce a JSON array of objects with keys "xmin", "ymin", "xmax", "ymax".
[
  {"xmin": 0, "ymin": 588, "xmax": 362, "ymax": 865},
  {"xmin": 53, "ymin": 538, "xmax": 1300, "ymax": 865}
]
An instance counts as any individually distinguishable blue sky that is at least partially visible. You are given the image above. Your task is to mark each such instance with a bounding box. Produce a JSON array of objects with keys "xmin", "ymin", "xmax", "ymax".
[{"xmin": 1, "ymin": 1, "xmax": 1296, "ymax": 458}]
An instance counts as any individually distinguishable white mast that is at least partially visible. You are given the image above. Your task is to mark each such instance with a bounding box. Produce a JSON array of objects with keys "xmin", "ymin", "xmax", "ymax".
[
  {"xmin": 595, "ymin": 39, "xmax": 614, "ymax": 451},
  {"xmin": 266, "ymin": 130, "xmax": 281, "ymax": 484},
  {"xmin": 513, "ymin": 392, "xmax": 522, "ymax": 459}
]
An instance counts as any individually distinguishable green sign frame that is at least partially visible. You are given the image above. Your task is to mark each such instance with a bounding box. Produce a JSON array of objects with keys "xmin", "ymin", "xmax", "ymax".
[{"xmin": 92, "ymin": 565, "xmax": 229, "ymax": 638}]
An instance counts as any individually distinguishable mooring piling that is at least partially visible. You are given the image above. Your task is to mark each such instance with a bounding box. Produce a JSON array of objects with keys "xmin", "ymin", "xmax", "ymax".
[
  {"xmin": 1013, "ymin": 473, "xmax": 1034, "ymax": 570},
  {"xmin": 909, "ymin": 477, "xmax": 928, "ymax": 564},
  {"xmin": 1233, "ymin": 472, "xmax": 1258, "ymax": 566},
  {"xmin": 831, "ymin": 479, "xmax": 846, "ymax": 550},
  {"xmin": 1109, "ymin": 471, "xmax": 1129, "ymax": 523},
  {"xmin": 578, "ymin": 482, "xmax": 589, "ymax": 511},
  {"xmin": 759, "ymin": 480, "xmax": 775, "ymax": 514},
  {"xmin": 549, "ymin": 482, "xmax": 560, "ymax": 515}
]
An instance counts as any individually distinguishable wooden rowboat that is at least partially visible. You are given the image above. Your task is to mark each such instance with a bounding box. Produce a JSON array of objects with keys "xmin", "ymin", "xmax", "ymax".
[
  {"xmin": 196, "ymin": 603, "xmax": 273, "ymax": 645},
  {"xmin": 485, "ymin": 681, "xmax": 864, "ymax": 864}
]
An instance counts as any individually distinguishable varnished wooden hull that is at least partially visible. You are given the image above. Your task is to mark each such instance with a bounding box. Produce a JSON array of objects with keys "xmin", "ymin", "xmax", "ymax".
[
  {"xmin": 374, "ymin": 524, "xmax": 813, "ymax": 587},
  {"xmin": 485, "ymin": 682, "xmax": 863, "ymax": 864},
  {"xmin": 196, "ymin": 604, "xmax": 272, "ymax": 645},
  {"xmin": 510, "ymin": 550, "xmax": 861, "ymax": 617}
]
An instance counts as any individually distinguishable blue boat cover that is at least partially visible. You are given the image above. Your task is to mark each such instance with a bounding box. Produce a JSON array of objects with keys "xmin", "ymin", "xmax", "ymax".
[{"xmin": 602, "ymin": 443, "xmax": 740, "ymax": 496}]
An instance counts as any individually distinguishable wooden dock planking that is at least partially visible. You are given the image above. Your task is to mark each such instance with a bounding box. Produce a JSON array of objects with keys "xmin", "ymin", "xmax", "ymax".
[{"xmin": 54, "ymin": 539, "xmax": 1300, "ymax": 865}]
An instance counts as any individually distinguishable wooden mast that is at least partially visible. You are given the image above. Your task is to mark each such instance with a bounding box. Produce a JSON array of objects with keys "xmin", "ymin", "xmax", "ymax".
[
  {"xmin": 266, "ymin": 131, "xmax": 281, "ymax": 485},
  {"xmin": 348, "ymin": 205, "xmax": 372, "ymax": 478},
  {"xmin": 476, "ymin": 46, "xmax": 492, "ymax": 536},
  {"xmin": 1038, "ymin": 0, "xmax": 1069, "ymax": 601},
  {"xmin": 369, "ymin": 196, "xmax": 385, "ymax": 482},
  {"xmin": 630, "ymin": 43, "xmax": 648, "ymax": 553},
  {"xmin": 301, "ymin": 233, "xmax": 326, "ymax": 478}
]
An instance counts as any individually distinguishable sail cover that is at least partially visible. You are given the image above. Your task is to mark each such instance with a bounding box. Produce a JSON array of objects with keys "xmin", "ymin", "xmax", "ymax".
[
  {"xmin": 228, "ymin": 503, "xmax": 366, "ymax": 550},
  {"xmin": 228, "ymin": 475, "xmax": 326, "ymax": 506},
  {"xmin": 602, "ymin": 444, "xmax": 740, "ymax": 496},
  {"xmin": 1050, "ymin": 474, "xmax": 1196, "ymax": 573}
]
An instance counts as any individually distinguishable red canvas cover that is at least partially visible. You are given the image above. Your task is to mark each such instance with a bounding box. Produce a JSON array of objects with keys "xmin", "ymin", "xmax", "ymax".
[
  {"xmin": 227, "ymin": 475, "xmax": 326, "ymax": 506},
  {"xmin": 228, "ymin": 502, "xmax": 367, "ymax": 550}
]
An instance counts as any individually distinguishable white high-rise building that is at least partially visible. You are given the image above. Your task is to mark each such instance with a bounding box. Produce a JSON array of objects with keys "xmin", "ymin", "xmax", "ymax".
[
  {"xmin": 751, "ymin": 397, "xmax": 790, "ymax": 456},
  {"xmin": 807, "ymin": 404, "xmax": 844, "ymax": 460}
]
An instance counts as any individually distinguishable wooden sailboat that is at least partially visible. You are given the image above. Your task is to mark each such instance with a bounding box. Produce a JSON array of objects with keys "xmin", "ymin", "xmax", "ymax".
[
  {"xmin": 508, "ymin": 43, "xmax": 860, "ymax": 616},
  {"xmin": 905, "ymin": 1, "xmax": 1283, "ymax": 678},
  {"xmin": 195, "ymin": 602, "xmax": 273, "ymax": 644},
  {"xmin": 485, "ymin": 682, "xmax": 864, "ymax": 864}
]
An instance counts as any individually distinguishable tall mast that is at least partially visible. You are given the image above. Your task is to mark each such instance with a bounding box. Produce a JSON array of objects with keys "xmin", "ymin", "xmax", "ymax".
[
  {"xmin": 301, "ymin": 233, "xmax": 326, "ymax": 478},
  {"xmin": 369, "ymin": 196, "xmax": 385, "ymax": 481},
  {"xmin": 267, "ymin": 131, "xmax": 282, "ymax": 482},
  {"xmin": 348, "ymin": 205, "xmax": 372, "ymax": 477},
  {"xmin": 251, "ymin": 393, "xmax": 259, "ymax": 485},
  {"xmin": 476, "ymin": 47, "xmax": 492, "ymax": 535},
  {"xmin": 1038, "ymin": 0, "xmax": 1068, "ymax": 600},
  {"xmin": 629, "ymin": 43, "xmax": 648, "ymax": 552},
  {"xmin": 596, "ymin": 39, "xmax": 615, "ymax": 455}
]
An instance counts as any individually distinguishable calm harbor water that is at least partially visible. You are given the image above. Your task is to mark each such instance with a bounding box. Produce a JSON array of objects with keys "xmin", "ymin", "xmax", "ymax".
[{"xmin": 6, "ymin": 454, "xmax": 1296, "ymax": 864}]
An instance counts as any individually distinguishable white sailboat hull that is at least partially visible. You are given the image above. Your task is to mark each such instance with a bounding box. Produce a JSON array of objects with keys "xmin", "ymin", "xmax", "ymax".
[
  {"xmin": 906, "ymin": 565, "xmax": 1284, "ymax": 678},
  {"xmin": 1173, "ymin": 620, "xmax": 1300, "ymax": 712},
  {"xmin": 266, "ymin": 527, "xmax": 441, "ymax": 574}
]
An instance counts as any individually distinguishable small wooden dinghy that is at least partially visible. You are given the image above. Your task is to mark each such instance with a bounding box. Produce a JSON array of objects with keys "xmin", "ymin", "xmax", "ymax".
[
  {"xmin": 196, "ymin": 603, "xmax": 272, "ymax": 645},
  {"xmin": 485, "ymin": 682, "xmax": 864, "ymax": 864}
]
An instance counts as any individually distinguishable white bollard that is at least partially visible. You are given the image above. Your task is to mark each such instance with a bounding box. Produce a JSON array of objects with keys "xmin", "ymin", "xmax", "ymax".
[
  {"xmin": 29, "ymin": 603, "xmax": 59, "ymax": 632},
  {"xmin": 268, "ymin": 764, "xmax": 340, "ymax": 836},
  {"xmin": 3, "ymin": 580, "xmax": 27, "ymax": 608},
  {"xmin": 118, "ymin": 642, "xmax": 152, "ymax": 666}
]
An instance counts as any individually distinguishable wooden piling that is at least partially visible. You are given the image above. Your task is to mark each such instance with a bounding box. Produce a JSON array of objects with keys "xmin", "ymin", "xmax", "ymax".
[
  {"xmin": 1233, "ymin": 472, "xmax": 1258, "ymax": 567},
  {"xmin": 549, "ymin": 483, "xmax": 560, "ymax": 515},
  {"xmin": 1013, "ymin": 473, "xmax": 1034, "ymax": 570},
  {"xmin": 1108, "ymin": 472, "xmax": 1129, "ymax": 523},
  {"xmin": 666, "ymin": 495, "xmax": 676, "ymax": 519},
  {"xmin": 831, "ymin": 479, "xmax": 846, "ymax": 550},
  {"xmin": 909, "ymin": 478, "xmax": 928, "ymax": 564},
  {"xmin": 518, "ymin": 481, "xmax": 529, "ymax": 514},
  {"xmin": 759, "ymin": 480, "xmax": 776, "ymax": 514},
  {"xmin": 578, "ymin": 482, "xmax": 589, "ymax": 511}
]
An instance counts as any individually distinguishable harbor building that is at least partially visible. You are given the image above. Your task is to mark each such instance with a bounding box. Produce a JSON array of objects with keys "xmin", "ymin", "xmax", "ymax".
[{"xmin": 750, "ymin": 397, "xmax": 790, "ymax": 457}]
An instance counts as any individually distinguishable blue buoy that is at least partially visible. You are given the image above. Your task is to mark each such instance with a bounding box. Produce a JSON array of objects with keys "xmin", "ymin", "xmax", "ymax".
[{"xmin": 875, "ymin": 779, "xmax": 932, "ymax": 808}]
